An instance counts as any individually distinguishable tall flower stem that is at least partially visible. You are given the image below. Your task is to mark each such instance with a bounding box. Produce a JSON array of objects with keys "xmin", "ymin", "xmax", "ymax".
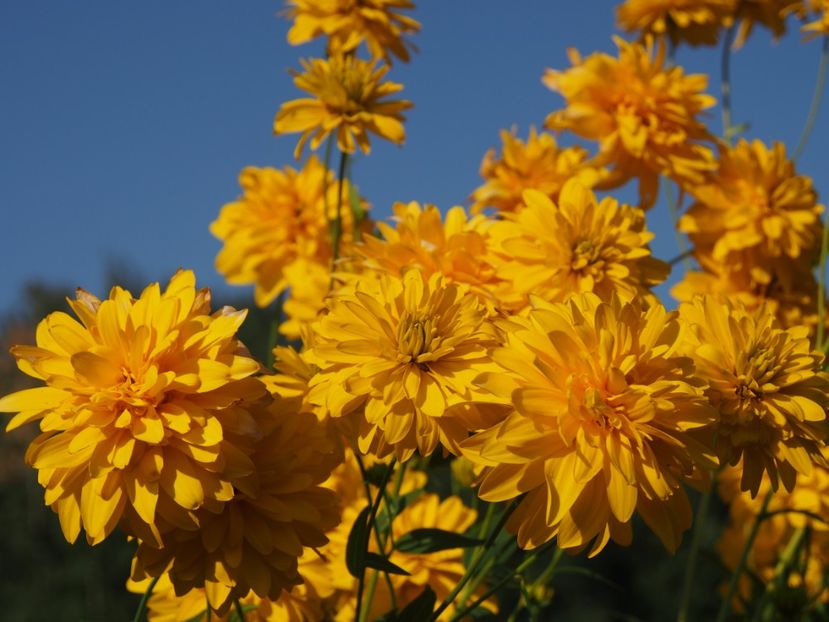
[
  {"xmin": 234, "ymin": 598, "xmax": 246, "ymax": 621},
  {"xmin": 457, "ymin": 502, "xmax": 498, "ymax": 607},
  {"xmin": 818, "ymin": 217, "xmax": 828, "ymax": 351},
  {"xmin": 720, "ymin": 24, "xmax": 737, "ymax": 143},
  {"xmin": 332, "ymin": 150, "xmax": 349, "ymax": 267},
  {"xmin": 715, "ymin": 490, "xmax": 773, "ymax": 622},
  {"xmin": 677, "ymin": 484, "xmax": 715, "ymax": 622},
  {"xmin": 132, "ymin": 575, "xmax": 161, "ymax": 622},
  {"xmin": 793, "ymin": 36, "xmax": 829, "ymax": 162},
  {"xmin": 752, "ymin": 526, "xmax": 808, "ymax": 621},
  {"xmin": 428, "ymin": 499, "xmax": 520, "ymax": 621}
]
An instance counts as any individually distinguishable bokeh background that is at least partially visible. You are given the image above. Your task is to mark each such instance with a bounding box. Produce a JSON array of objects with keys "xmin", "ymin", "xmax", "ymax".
[{"xmin": 1, "ymin": 1, "xmax": 826, "ymax": 620}]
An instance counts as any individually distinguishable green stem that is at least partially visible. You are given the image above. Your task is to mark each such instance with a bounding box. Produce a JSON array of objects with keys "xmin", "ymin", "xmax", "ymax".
[
  {"xmin": 457, "ymin": 502, "xmax": 498, "ymax": 607},
  {"xmin": 448, "ymin": 541, "xmax": 558, "ymax": 622},
  {"xmin": 720, "ymin": 23, "xmax": 737, "ymax": 143},
  {"xmin": 817, "ymin": 216, "xmax": 828, "ymax": 350},
  {"xmin": 332, "ymin": 150, "xmax": 349, "ymax": 268},
  {"xmin": 131, "ymin": 575, "xmax": 160, "ymax": 622},
  {"xmin": 793, "ymin": 35, "xmax": 829, "ymax": 162},
  {"xmin": 677, "ymin": 485, "xmax": 715, "ymax": 622},
  {"xmin": 265, "ymin": 291, "xmax": 286, "ymax": 368},
  {"xmin": 359, "ymin": 570, "xmax": 380, "ymax": 622},
  {"xmin": 429, "ymin": 499, "xmax": 521, "ymax": 621},
  {"xmin": 665, "ymin": 180, "xmax": 691, "ymax": 272},
  {"xmin": 234, "ymin": 598, "xmax": 246, "ymax": 622},
  {"xmin": 751, "ymin": 527, "xmax": 808, "ymax": 621},
  {"xmin": 715, "ymin": 490, "xmax": 773, "ymax": 622}
]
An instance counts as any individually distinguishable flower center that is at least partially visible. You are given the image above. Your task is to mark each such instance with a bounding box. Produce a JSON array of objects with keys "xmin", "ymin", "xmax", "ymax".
[
  {"xmin": 571, "ymin": 239, "xmax": 599, "ymax": 271},
  {"xmin": 398, "ymin": 314, "xmax": 436, "ymax": 360}
]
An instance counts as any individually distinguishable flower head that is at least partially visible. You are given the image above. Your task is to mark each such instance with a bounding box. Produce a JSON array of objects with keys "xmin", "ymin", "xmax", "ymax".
[
  {"xmin": 679, "ymin": 296, "xmax": 829, "ymax": 496},
  {"xmin": 679, "ymin": 140, "xmax": 824, "ymax": 285},
  {"xmin": 734, "ymin": 0, "xmax": 792, "ymax": 46},
  {"xmin": 543, "ymin": 37, "xmax": 716, "ymax": 207},
  {"xmin": 489, "ymin": 183, "xmax": 669, "ymax": 311},
  {"xmin": 462, "ymin": 293, "xmax": 717, "ymax": 555},
  {"xmin": 131, "ymin": 403, "xmax": 341, "ymax": 615},
  {"xmin": 355, "ymin": 201, "xmax": 503, "ymax": 306},
  {"xmin": 616, "ymin": 0, "xmax": 737, "ymax": 46},
  {"xmin": 0, "ymin": 270, "xmax": 264, "ymax": 545},
  {"xmin": 285, "ymin": 0, "xmax": 420, "ymax": 63},
  {"xmin": 470, "ymin": 127, "xmax": 601, "ymax": 214},
  {"xmin": 274, "ymin": 56, "xmax": 412, "ymax": 159},
  {"xmin": 308, "ymin": 270, "xmax": 502, "ymax": 460},
  {"xmin": 210, "ymin": 159, "xmax": 368, "ymax": 307},
  {"xmin": 800, "ymin": 0, "xmax": 829, "ymax": 39}
]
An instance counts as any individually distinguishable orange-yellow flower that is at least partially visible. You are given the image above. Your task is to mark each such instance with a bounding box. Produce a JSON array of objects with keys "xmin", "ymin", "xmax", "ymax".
[
  {"xmin": 308, "ymin": 270, "xmax": 502, "ymax": 460},
  {"xmin": 274, "ymin": 56, "xmax": 412, "ymax": 159},
  {"xmin": 543, "ymin": 37, "xmax": 716, "ymax": 207},
  {"xmin": 0, "ymin": 270, "xmax": 263, "ymax": 545},
  {"xmin": 284, "ymin": 0, "xmax": 420, "ymax": 63},
  {"xmin": 470, "ymin": 127, "xmax": 601, "ymax": 214},
  {"xmin": 795, "ymin": 0, "xmax": 829, "ymax": 39},
  {"xmin": 131, "ymin": 404, "xmax": 341, "ymax": 615},
  {"xmin": 616, "ymin": 0, "xmax": 737, "ymax": 46},
  {"xmin": 734, "ymin": 0, "xmax": 792, "ymax": 46},
  {"xmin": 489, "ymin": 183, "xmax": 669, "ymax": 311},
  {"xmin": 462, "ymin": 293, "xmax": 718, "ymax": 555},
  {"xmin": 679, "ymin": 140, "xmax": 824, "ymax": 285},
  {"xmin": 679, "ymin": 296, "xmax": 829, "ymax": 496},
  {"xmin": 210, "ymin": 159, "xmax": 368, "ymax": 308},
  {"xmin": 355, "ymin": 201, "xmax": 504, "ymax": 307}
]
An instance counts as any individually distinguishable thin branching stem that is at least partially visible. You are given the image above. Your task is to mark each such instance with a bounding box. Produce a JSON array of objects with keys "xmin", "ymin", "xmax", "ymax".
[
  {"xmin": 132, "ymin": 575, "xmax": 161, "ymax": 622},
  {"xmin": 677, "ymin": 484, "xmax": 715, "ymax": 622},
  {"xmin": 720, "ymin": 24, "xmax": 737, "ymax": 143},
  {"xmin": 793, "ymin": 36, "xmax": 829, "ymax": 162}
]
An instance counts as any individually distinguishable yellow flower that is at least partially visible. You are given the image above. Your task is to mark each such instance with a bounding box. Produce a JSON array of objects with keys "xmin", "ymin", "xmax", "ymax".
[
  {"xmin": 210, "ymin": 158, "xmax": 368, "ymax": 308},
  {"xmin": 308, "ymin": 270, "xmax": 502, "ymax": 460},
  {"xmin": 284, "ymin": 0, "xmax": 420, "ymax": 63},
  {"xmin": 131, "ymin": 404, "xmax": 341, "ymax": 616},
  {"xmin": 679, "ymin": 296, "xmax": 828, "ymax": 496},
  {"xmin": 0, "ymin": 270, "xmax": 263, "ymax": 545},
  {"xmin": 355, "ymin": 201, "xmax": 504, "ymax": 307},
  {"xmin": 489, "ymin": 183, "xmax": 669, "ymax": 311},
  {"xmin": 462, "ymin": 293, "xmax": 717, "ymax": 555},
  {"xmin": 543, "ymin": 37, "xmax": 716, "ymax": 207},
  {"xmin": 616, "ymin": 0, "xmax": 737, "ymax": 46},
  {"xmin": 278, "ymin": 260, "xmax": 331, "ymax": 340},
  {"xmin": 470, "ymin": 127, "xmax": 601, "ymax": 214},
  {"xmin": 679, "ymin": 140, "xmax": 824, "ymax": 286},
  {"xmin": 734, "ymin": 0, "xmax": 792, "ymax": 47},
  {"xmin": 672, "ymin": 258, "xmax": 828, "ymax": 342},
  {"xmin": 274, "ymin": 56, "xmax": 412, "ymax": 159},
  {"xmin": 716, "ymin": 459, "xmax": 829, "ymax": 612},
  {"xmin": 797, "ymin": 0, "xmax": 829, "ymax": 39}
]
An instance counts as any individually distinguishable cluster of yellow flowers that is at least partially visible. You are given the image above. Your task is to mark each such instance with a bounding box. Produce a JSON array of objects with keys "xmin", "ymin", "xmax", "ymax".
[{"xmin": 2, "ymin": 1, "xmax": 829, "ymax": 620}]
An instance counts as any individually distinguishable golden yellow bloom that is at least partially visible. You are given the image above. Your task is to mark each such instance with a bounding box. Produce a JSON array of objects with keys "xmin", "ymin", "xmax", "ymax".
[
  {"xmin": 308, "ymin": 270, "xmax": 502, "ymax": 460},
  {"xmin": 489, "ymin": 183, "xmax": 669, "ymax": 311},
  {"xmin": 355, "ymin": 201, "xmax": 504, "ymax": 306},
  {"xmin": 616, "ymin": 0, "xmax": 737, "ymax": 46},
  {"xmin": 274, "ymin": 56, "xmax": 412, "ymax": 159},
  {"xmin": 734, "ymin": 0, "xmax": 792, "ymax": 47},
  {"xmin": 131, "ymin": 404, "xmax": 341, "ymax": 615},
  {"xmin": 798, "ymin": 0, "xmax": 829, "ymax": 38},
  {"xmin": 210, "ymin": 158, "xmax": 368, "ymax": 308},
  {"xmin": 278, "ymin": 260, "xmax": 331, "ymax": 340},
  {"xmin": 679, "ymin": 140, "xmax": 824, "ymax": 286},
  {"xmin": 285, "ymin": 0, "xmax": 420, "ymax": 63},
  {"xmin": 672, "ymin": 258, "xmax": 828, "ymax": 341},
  {"xmin": 543, "ymin": 37, "xmax": 716, "ymax": 207},
  {"xmin": 470, "ymin": 127, "xmax": 601, "ymax": 214},
  {"xmin": 0, "ymin": 270, "xmax": 263, "ymax": 545},
  {"xmin": 717, "ymin": 460, "xmax": 829, "ymax": 613},
  {"xmin": 679, "ymin": 296, "xmax": 828, "ymax": 496},
  {"xmin": 462, "ymin": 293, "xmax": 717, "ymax": 555}
]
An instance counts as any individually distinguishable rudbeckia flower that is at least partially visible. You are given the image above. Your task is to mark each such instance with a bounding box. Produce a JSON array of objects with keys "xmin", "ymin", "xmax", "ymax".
[
  {"xmin": 0, "ymin": 270, "xmax": 263, "ymax": 545},
  {"xmin": 274, "ymin": 56, "xmax": 412, "ymax": 159},
  {"xmin": 543, "ymin": 37, "xmax": 716, "ymax": 207},
  {"xmin": 462, "ymin": 293, "xmax": 718, "ymax": 555},
  {"xmin": 616, "ymin": 0, "xmax": 737, "ymax": 46},
  {"xmin": 308, "ymin": 270, "xmax": 502, "ymax": 459},
  {"xmin": 210, "ymin": 158, "xmax": 369, "ymax": 308},
  {"xmin": 470, "ymin": 127, "xmax": 601, "ymax": 214},
  {"xmin": 284, "ymin": 0, "xmax": 420, "ymax": 63},
  {"xmin": 131, "ymin": 404, "xmax": 341, "ymax": 615},
  {"xmin": 489, "ymin": 183, "xmax": 669, "ymax": 311},
  {"xmin": 679, "ymin": 296, "xmax": 829, "ymax": 496},
  {"xmin": 679, "ymin": 140, "xmax": 824, "ymax": 286}
]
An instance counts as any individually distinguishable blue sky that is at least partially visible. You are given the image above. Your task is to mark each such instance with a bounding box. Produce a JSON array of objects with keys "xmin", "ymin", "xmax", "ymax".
[{"xmin": 1, "ymin": 1, "xmax": 826, "ymax": 315}]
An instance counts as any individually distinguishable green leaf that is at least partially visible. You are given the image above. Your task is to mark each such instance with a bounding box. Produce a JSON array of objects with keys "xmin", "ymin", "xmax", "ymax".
[
  {"xmin": 395, "ymin": 528, "xmax": 483, "ymax": 554},
  {"xmin": 396, "ymin": 585, "xmax": 436, "ymax": 622},
  {"xmin": 365, "ymin": 552, "xmax": 410, "ymax": 576},
  {"xmin": 346, "ymin": 505, "xmax": 372, "ymax": 578}
]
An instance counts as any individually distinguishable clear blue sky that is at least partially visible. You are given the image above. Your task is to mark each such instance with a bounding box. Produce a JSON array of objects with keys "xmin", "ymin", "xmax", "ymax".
[{"xmin": 1, "ymin": 1, "xmax": 826, "ymax": 315}]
